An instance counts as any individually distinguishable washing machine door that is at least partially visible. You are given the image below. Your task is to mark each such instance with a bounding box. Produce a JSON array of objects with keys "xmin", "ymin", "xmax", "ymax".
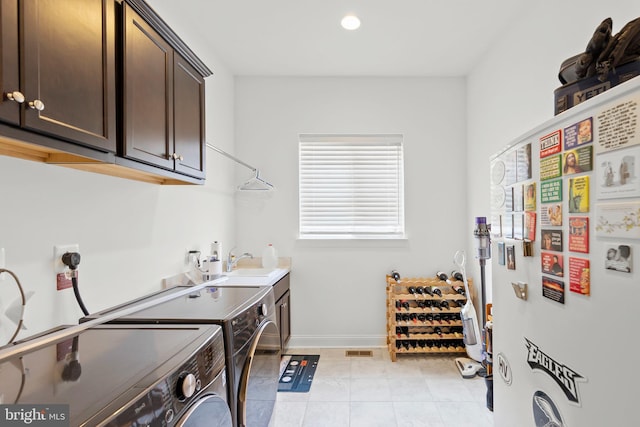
[
  {"xmin": 238, "ymin": 320, "xmax": 281, "ymax": 427},
  {"xmin": 175, "ymin": 393, "xmax": 232, "ymax": 427}
]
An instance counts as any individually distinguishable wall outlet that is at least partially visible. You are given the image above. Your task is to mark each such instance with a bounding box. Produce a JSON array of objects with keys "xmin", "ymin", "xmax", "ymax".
[
  {"xmin": 54, "ymin": 244, "xmax": 79, "ymax": 290},
  {"xmin": 186, "ymin": 249, "xmax": 200, "ymax": 266}
]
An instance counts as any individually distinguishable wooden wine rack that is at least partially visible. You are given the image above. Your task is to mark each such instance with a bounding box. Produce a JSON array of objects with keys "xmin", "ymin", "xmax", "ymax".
[{"xmin": 386, "ymin": 275, "xmax": 472, "ymax": 361}]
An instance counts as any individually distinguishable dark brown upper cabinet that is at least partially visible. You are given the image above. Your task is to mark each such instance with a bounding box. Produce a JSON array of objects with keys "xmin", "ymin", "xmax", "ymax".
[
  {"xmin": 1, "ymin": 0, "xmax": 117, "ymax": 152},
  {"xmin": 0, "ymin": 0, "xmax": 211, "ymax": 184},
  {"xmin": 120, "ymin": 3, "xmax": 206, "ymax": 179},
  {"xmin": 0, "ymin": 0, "xmax": 20, "ymax": 125}
]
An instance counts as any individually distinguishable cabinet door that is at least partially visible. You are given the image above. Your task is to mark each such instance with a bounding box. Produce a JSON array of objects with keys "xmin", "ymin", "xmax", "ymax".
[
  {"xmin": 278, "ymin": 291, "xmax": 291, "ymax": 348},
  {"xmin": 21, "ymin": 0, "xmax": 116, "ymax": 151},
  {"xmin": 173, "ymin": 54, "xmax": 205, "ymax": 179},
  {"xmin": 0, "ymin": 0, "xmax": 20, "ymax": 124},
  {"xmin": 122, "ymin": 4, "xmax": 173, "ymax": 170}
]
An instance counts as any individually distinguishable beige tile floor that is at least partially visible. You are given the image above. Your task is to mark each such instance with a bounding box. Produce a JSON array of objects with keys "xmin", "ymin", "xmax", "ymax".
[{"xmin": 269, "ymin": 348, "xmax": 494, "ymax": 427}]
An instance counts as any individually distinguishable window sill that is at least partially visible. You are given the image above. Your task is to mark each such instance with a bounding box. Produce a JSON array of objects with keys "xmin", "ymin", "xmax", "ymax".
[{"xmin": 295, "ymin": 237, "xmax": 409, "ymax": 248}]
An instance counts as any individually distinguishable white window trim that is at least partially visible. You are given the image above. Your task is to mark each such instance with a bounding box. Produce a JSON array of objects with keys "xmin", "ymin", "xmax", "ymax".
[{"xmin": 299, "ymin": 134, "xmax": 405, "ymax": 240}]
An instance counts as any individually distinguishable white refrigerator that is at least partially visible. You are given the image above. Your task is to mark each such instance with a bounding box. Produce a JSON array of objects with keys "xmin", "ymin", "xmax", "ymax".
[{"xmin": 489, "ymin": 77, "xmax": 640, "ymax": 426}]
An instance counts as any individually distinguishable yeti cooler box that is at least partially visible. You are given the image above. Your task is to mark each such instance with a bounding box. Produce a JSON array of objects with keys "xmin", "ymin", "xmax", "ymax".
[{"xmin": 554, "ymin": 60, "xmax": 640, "ymax": 115}]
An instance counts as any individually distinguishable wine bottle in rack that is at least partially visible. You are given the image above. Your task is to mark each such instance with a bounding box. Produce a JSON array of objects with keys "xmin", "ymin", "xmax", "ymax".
[
  {"xmin": 417, "ymin": 300, "xmax": 427, "ymax": 309},
  {"xmin": 409, "ymin": 313, "xmax": 418, "ymax": 323},
  {"xmin": 402, "ymin": 340, "xmax": 410, "ymax": 350},
  {"xmin": 455, "ymin": 300, "xmax": 466, "ymax": 308},
  {"xmin": 433, "ymin": 313, "xmax": 441, "ymax": 323},
  {"xmin": 423, "ymin": 286, "xmax": 433, "ymax": 296},
  {"xmin": 450, "ymin": 270, "xmax": 464, "ymax": 282},
  {"xmin": 415, "ymin": 286, "xmax": 425, "ymax": 295},
  {"xmin": 417, "ymin": 313, "xmax": 426, "ymax": 322},
  {"xmin": 434, "ymin": 326, "xmax": 443, "ymax": 336},
  {"xmin": 395, "ymin": 313, "xmax": 402, "ymax": 322},
  {"xmin": 426, "ymin": 313, "xmax": 434, "ymax": 322},
  {"xmin": 436, "ymin": 271, "xmax": 448, "ymax": 281},
  {"xmin": 402, "ymin": 301, "xmax": 410, "ymax": 310},
  {"xmin": 451, "ymin": 284, "xmax": 465, "ymax": 295},
  {"xmin": 440, "ymin": 300, "xmax": 450, "ymax": 309},
  {"xmin": 432, "ymin": 287, "xmax": 442, "ymax": 297},
  {"xmin": 401, "ymin": 313, "xmax": 410, "ymax": 322},
  {"xmin": 391, "ymin": 270, "xmax": 401, "ymax": 281},
  {"xmin": 407, "ymin": 286, "xmax": 416, "ymax": 295}
]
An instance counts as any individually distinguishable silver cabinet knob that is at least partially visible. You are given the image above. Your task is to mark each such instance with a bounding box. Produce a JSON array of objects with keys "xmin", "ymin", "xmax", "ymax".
[
  {"xmin": 170, "ymin": 153, "xmax": 184, "ymax": 161},
  {"xmin": 6, "ymin": 91, "xmax": 25, "ymax": 104},
  {"xmin": 28, "ymin": 99, "xmax": 45, "ymax": 111}
]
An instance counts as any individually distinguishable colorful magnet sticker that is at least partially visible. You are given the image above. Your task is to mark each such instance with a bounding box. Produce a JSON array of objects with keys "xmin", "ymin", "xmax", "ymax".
[{"xmin": 540, "ymin": 129, "xmax": 562, "ymax": 158}]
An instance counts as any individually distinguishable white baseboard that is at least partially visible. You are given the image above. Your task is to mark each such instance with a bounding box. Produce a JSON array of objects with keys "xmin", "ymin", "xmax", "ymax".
[{"xmin": 287, "ymin": 334, "xmax": 386, "ymax": 348}]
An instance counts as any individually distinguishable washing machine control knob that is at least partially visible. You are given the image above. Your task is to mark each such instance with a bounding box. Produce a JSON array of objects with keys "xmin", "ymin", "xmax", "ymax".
[
  {"xmin": 176, "ymin": 372, "xmax": 197, "ymax": 400},
  {"xmin": 259, "ymin": 303, "xmax": 268, "ymax": 317}
]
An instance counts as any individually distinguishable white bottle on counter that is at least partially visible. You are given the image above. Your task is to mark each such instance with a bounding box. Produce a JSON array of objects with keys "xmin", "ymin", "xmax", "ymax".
[{"xmin": 262, "ymin": 244, "xmax": 278, "ymax": 269}]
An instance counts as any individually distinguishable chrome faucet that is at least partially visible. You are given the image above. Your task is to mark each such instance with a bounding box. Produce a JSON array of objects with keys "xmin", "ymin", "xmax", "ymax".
[{"xmin": 226, "ymin": 249, "xmax": 253, "ymax": 272}]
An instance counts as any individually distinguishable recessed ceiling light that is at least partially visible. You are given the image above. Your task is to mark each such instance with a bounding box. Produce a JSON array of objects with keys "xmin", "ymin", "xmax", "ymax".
[{"xmin": 341, "ymin": 15, "xmax": 361, "ymax": 30}]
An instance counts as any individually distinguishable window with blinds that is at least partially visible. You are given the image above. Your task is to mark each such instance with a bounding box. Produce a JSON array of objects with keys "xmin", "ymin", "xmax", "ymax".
[{"xmin": 299, "ymin": 134, "xmax": 405, "ymax": 239}]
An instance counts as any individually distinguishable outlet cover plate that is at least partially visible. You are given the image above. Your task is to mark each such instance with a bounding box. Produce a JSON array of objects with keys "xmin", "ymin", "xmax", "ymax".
[
  {"xmin": 54, "ymin": 244, "xmax": 79, "ymax": 291},
  {"xmin": 54, "ymin": 244, "xmax": 79, "ymax": 274}
]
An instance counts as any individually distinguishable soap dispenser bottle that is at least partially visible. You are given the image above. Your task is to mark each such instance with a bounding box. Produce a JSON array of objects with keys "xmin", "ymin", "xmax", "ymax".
[{"xmin": 261, "ymin": 244, "xmax": 278, "ymax": 269}]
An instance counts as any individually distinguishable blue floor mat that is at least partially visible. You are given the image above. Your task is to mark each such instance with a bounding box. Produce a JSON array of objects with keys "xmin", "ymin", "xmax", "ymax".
[{"xmin": 277, "ymin": 355, "xmax": 320, "ymax": 392}]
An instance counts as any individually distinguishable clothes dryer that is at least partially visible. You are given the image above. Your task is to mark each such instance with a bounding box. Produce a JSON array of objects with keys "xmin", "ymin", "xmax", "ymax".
[
  {"xmin": 0, "ymin": 323, "xmax": 232, "ymax": 426},
  {"xmin": 84, "ymin": 285, "xmax": 280, "ymax": 427}
]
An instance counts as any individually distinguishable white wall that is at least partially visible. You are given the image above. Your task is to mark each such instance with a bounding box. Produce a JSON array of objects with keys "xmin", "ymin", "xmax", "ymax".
[
  {"xmin": 466, "ymin": 1, "xmax": 639, "ymax": 300},
  {"xmin": 0, "ymin": 44, "xmax": 237, "ymax": 343},
  {"xmin": 234, "ymin": 77, "xmax": 467, "ymax": 347}
]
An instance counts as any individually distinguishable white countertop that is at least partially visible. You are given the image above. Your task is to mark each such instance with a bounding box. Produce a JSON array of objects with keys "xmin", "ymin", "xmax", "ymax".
[
  {"xmin": 217, "ymin": 267, "xmax": 289, "ymax": 286},
  {"xmin": 163, "ymin": 266, "xmax": 291, "ymax": 289}
]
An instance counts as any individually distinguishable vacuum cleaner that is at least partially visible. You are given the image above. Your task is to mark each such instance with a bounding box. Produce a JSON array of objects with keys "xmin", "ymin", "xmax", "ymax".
[{"xmin": 453, "ymin": 250, "xmax": 484, "ymax": 378}]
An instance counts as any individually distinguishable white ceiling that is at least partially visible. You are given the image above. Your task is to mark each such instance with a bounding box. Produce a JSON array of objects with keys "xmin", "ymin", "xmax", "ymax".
[{"xmin": 148, "ymin": 0, "xmax": 530, "ymax": 77}]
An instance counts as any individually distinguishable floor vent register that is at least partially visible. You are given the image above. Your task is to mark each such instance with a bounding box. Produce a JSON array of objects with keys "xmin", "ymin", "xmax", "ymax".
[{"xmin": 345, "ymin": 350, "xmax": 374, "ymax": 357}]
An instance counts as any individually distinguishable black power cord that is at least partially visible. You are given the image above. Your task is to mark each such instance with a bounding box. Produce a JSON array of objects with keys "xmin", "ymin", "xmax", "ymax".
[
  {"xmin": 62, "ymin": 252, "xmax": 89, "ymax": 316},
  {"xmin": 61, "ymin": 336, "xmax": 82, "ymax": 382}
]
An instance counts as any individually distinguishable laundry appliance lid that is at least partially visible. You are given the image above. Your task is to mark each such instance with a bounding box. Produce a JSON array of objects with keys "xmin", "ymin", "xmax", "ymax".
[
  {"xmin": 0, "ymin": 324, "xmax": 222, "ymax": 426},
  {"xmin": 102, "ymin": 285, "xmax": 273, "ymax": 323}
]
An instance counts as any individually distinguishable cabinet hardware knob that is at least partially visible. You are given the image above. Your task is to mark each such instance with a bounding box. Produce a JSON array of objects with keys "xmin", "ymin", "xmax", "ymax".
[
  {"xmin": 178, "ymin": 154, "xmax": 184, "ymax": 161},
  {"xmin": 28, "ymin": 99, "xmax": 45, "ymax": 111},
  {"xmin": 6, "ymin": 91, "xmax": 25, "ymax": 104}
]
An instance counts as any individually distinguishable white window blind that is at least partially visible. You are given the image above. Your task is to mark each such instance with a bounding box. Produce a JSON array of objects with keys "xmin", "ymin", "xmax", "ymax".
[{"xmin": 299, "ymin": 134, "xmax": 405, "ymax": 239}]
